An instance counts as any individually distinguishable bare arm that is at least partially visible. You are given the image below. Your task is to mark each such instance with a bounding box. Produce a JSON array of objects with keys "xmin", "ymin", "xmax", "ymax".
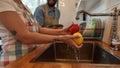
[
  {"xmin": 0, "ymin": 11, "xmax": 60, "ymax": 44},
  {"xmin": 0, "ymin": 11, "xmax": 82, "ymax": 48},
  {"xmin": 38, "ymin": 26, "xmax": 62, "ymax": 35},
  {"xmin": 38, "ymin": 25, "xmax": 70, "ymax": 35}
]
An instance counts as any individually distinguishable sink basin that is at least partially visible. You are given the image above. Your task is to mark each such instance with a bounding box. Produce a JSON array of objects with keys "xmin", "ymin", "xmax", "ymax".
[{"xmin": 31, "ymin": 42, "xmax": 120, "ymax": 65}]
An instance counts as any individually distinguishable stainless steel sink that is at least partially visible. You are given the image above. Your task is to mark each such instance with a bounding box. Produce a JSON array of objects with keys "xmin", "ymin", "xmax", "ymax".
[{"xmin": 31, "ymin": 42, "xmax": 120, "ymax": 65}]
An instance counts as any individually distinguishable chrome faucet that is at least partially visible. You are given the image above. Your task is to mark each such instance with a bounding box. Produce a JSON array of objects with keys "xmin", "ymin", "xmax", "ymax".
[
  {"xmin": 110, "ymin": 7, "xmax": 120, "ymax": 51},
  {"xmin": 76, "ymin": 8, "xmax": 120, "ymax": 50}
]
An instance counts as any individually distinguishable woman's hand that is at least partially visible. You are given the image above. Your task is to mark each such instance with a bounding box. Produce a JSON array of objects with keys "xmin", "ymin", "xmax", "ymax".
[
  {"xmin": 59, "ymin": 27, "xmax": 71, "ymax": 35},
  {"xmin": 60, "ymin": 23, "xmax": 80, "ymax": 35},
  {"xmin": 64, "ymin": 39, "xmax": 83, "ymax": 48},
  {"xmin": 57, "ymin": 35, "xmax": 83, "ymax": 48}
]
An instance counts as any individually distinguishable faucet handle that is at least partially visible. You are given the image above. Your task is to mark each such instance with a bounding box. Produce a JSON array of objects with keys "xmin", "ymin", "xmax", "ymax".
[{"xmin": 111, "ymin": 41, "xmax": 120, "ymax": 51}]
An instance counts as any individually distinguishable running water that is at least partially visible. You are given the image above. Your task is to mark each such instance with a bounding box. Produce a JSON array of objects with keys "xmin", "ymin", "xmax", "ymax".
[
  {"xmin": 71, "ymin": 0, "xmax": 82, "ymax": 62},
  {"xmin": 73, "ymin": 47, "xmax": 80, "ymax": 62}
]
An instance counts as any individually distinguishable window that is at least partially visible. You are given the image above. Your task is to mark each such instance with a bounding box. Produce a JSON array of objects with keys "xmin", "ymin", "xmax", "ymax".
[{"xmin": 22, "ymin": 0, "xmax": 47, "ymax": 14}]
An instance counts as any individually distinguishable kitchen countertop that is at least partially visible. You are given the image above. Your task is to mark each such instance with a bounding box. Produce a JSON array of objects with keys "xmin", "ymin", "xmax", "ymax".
[{"xmin": 6, "ymin": 39, "xmax": 120, "ymax": 68}]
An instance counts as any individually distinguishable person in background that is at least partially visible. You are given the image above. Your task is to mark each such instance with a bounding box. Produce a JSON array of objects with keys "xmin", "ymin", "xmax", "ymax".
[
  {"xmin": 0, "ymin": 0, "xmax": 82, "ymax": 68},
  {"xmin": 34, "ymin": 0, "xmax": 60, "ymax": 27}
]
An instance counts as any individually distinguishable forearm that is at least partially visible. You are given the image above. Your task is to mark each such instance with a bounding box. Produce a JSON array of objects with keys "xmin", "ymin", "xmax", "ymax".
[
  {"xmin": 17, "ymin": 31, "xmax": 58, "ymax": 44},
  {"xmin": 38, "ymin": 26, "xmax": 65, "ymax": 35},
  {"xmin": 18, "ymin": 31, "xmax": 82, "ymax": 48}
]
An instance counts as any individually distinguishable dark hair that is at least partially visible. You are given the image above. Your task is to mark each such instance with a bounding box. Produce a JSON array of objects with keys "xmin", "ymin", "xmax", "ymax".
[{"xmin": 47, "ymin": 0, "xmax": 57, "ymax": 7}]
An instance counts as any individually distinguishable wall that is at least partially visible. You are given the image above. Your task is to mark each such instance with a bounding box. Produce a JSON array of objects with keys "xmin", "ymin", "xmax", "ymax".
[
  {"xmin": 59, "ymin": 0, "xmax": 77, "ymax": 28},
  {"xmin": 87, "ymin": 0, "xmax": 120, "ymax": 44}
]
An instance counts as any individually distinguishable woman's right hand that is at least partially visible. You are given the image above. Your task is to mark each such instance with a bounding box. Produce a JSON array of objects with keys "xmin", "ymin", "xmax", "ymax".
[{"xmin": 57, "ymin": 35, "xmax": 83, "ymax": 48}]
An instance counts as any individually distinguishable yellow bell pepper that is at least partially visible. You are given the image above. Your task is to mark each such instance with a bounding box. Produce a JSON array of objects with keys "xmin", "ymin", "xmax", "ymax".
[{"xmin": 73, "ymin": 32, "xmax": 83, "ymax": 45}]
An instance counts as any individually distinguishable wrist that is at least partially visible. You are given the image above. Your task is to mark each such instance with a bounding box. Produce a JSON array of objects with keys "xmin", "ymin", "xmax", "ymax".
[
  {"xmin": 53, "ymin": 35, "xmax": 61, "ymax": 41},
  {"xmin": 58, "ymin": 29, "xmax": 69, "ymax": 35},
  {"xmin": 57, "ymin": 29, "xmax": 63, "ymax": 34},
  {"xmin": 54, "ymin": 35, "xmax": 65, "ymax": 42}
]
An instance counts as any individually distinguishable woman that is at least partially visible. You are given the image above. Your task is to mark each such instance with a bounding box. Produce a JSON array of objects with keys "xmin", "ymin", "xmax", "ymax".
[{"xmin": 0, "ymin": 0, "xmax": 82, "ymax": 67}]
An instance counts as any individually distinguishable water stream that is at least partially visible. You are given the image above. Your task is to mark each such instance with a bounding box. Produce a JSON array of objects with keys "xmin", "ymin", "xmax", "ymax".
[{"xmin": 73, "ymin": 47, "xmax": 80, "ymax": 62}]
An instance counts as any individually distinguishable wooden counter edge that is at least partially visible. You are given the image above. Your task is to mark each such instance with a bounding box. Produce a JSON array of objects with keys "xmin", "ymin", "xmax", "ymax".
[{"xmin": 6, "ymin": 43, "xmax": 51, "ymax": 68}]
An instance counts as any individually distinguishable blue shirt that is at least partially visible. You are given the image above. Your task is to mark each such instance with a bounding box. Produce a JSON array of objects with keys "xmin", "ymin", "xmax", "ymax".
[{"xmin": 34, "ymin": 4, "xmax": 60, "ymax": 26}]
